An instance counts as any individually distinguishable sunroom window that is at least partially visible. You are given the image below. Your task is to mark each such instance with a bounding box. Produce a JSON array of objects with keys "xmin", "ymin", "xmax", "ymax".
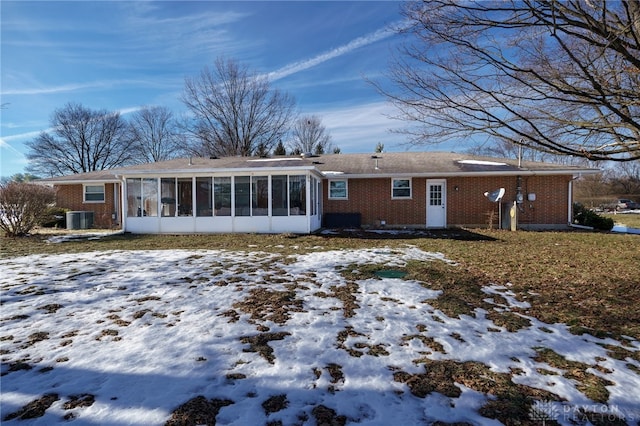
[
  {"xmin": 214, "ymin": 177, "xmax": 231, "ymax": 216},
  {"xmin": 126, "ymin": 178, "xmax": 158, "ymax": 217},
  {"xmin": 289, "ymin": 175, "xmax": 306, "ymax": 215},
  {"xmin": 234, "ymin": 176, "xmax": 250, "ymax": 216}
]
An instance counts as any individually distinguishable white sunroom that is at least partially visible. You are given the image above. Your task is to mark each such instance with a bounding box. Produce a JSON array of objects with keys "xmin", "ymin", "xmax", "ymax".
[{"xmin": 121, "ymin": 165, "xmax": 323, "ymax": 234}]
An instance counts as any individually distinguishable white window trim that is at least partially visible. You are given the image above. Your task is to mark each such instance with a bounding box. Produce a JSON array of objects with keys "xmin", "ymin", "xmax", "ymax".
[
  {"xmin": 391, "ymin": 178, "xmax": 412, "ymax": 199},
  {"xmin": 328, "ymin": 179, "xmax": 348, "ymax": 200},
  {"xmin": 83, "ymin": 184, "xmax": 105, "ymax": 203}
]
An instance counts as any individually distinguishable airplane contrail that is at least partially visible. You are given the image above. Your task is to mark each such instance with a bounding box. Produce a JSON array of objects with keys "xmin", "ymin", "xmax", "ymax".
[{"xmin": 266, "ymin": 20, "xmax": 406, "ymax": 82}]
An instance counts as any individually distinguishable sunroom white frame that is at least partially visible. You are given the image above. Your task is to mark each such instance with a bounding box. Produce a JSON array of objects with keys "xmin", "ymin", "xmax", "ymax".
[{"xmin": 121, "ymin": 168, "xmax": 323, "ymax": 234}]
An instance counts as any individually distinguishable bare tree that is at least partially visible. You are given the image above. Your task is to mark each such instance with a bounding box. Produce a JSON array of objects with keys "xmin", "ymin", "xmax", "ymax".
[
  {"xmin": 290, "ymin": 115, "xmax": 334, "ymax": 155},
  {"xmin": 610, "ymin": 161, "xmax": 640, "ymax": 194},
  {"xmin": 379, "ymin": 0, "xmax": 640, "ymax": 161},
  {"xmin": 468, "ymin": 139, "xmax": 590, "ymax": 166},
  {"xmin": 128, "ymin": 106, "xmax": 182, "ymax": 163},
  {"xmin": 182, "ymin": 57, "xmax": 296, "ymax": 158},
  {"xmin": 26, "ymin": 103, "xmax": 132, "ymax": 177},
  {"xmin": 0, "ymin": 182, "xmax": 55, "ymax": 237}
]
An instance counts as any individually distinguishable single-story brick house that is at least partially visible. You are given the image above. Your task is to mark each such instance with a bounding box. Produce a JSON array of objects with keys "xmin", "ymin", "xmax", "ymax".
[{"xmin": 38, "ymin": 152, "xmax": 600, "ymax": 233}]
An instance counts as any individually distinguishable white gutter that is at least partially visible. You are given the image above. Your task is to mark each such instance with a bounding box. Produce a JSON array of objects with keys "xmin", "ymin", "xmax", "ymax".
[
  {"xmin": 120, "ymin": 165, "xmax": 318, "ymax": 178},
  {"xmin": 323, "ymin": 169, "xmax": 601, "ymax": 179},
  {"xmin": 35, "ymin": 178, "xmax": 121, "ymax": 185}
]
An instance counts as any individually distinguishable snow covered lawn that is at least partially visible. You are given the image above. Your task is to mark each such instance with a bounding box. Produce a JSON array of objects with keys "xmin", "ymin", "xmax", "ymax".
[{"xmin": 1, "ymin": 246, "xmax": 639, "ymax": 425}]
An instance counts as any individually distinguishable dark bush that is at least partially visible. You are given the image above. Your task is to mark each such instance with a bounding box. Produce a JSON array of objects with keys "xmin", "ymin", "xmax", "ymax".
[
  {"xmin": 573, "ymin": 203, "xmax": 614, "ymax": 231},
  {"xmin": 39, "ymin": 207, "xmax": 68, "ymax": 228}
]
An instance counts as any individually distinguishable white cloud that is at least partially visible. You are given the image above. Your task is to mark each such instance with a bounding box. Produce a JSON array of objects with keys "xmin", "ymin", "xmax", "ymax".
[
  {"xmin": 307, "ymin": 101, "xmax": 407, "ymax": 152},
  {"xmin": 120, "ymin": 6, "xmax": 252, "ymax": 65},
  {"xmin": 1, "ymin": 82, "xmax": 108, "ymax": 96},
  {"xmin": 1, "ymin": 79, "xmax": 178, "ymax": 97},
  {"xmin": 117, "ymin": 106, "xmax": 144, "ymax": 116},
  {"xmin": 0, "ymin": 130, "xmax": 44, "ymax": 143}
]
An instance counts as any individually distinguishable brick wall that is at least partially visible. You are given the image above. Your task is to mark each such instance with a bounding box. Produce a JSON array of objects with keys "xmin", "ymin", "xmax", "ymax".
[
  {"xmin": 54, "ymin": 183, "xmax": 121, "ymax": 229},
  {"xmin": 323, "ymin": 175, "xmax": 572, "ymax": 228}
]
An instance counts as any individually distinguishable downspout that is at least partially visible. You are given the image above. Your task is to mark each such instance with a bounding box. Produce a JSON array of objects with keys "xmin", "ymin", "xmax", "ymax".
[
  {"xmin": 117, "ymin": 175, "xmax": 126, "ymax": 232},
  {"xmin": 568, "ymin": 174, "xmax": 581, "ymax": 226},
  {"xmin": 568, "ymin": 178, "xmax": 573, "ymax": 226},
  {"xmin": 306, "ymin": 174, "xmax": 311, "ymax": 234},
  {"xmin": 113, "ymin": 181, "xmax": 120, "ymax": 228}
]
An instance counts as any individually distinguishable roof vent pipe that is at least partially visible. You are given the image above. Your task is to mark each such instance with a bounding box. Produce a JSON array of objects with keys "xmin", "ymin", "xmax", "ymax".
[
  {"xmin": 188, "ymin": 156, "xmax": 193, "ymax": 166},
  {"xmin": 518, "ymin": 141, "xmax": 523, "ymax": 168}
]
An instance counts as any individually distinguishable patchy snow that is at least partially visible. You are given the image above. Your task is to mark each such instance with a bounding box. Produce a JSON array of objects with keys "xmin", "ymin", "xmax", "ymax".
[
  {"xmin": 612, "ymin": 225, "xmax": 640, "ymax": 235},
  {"xmin": 482, "ymin": 284, "xmax": 531, "ymax": 309},
  {"xmin": 247, "ymin": 158, "xmax": 303, "ymax": 162},
  {"xmin": 45, "ymin": 231, "xmax": 123, "ymax": 244},
  {"xmin": 457, "ymin": 160, "xmax": 507, "ymax": 166},
  {"xmin": 1, "ymin": 247, "xmax": 639, "ymax": 425}
]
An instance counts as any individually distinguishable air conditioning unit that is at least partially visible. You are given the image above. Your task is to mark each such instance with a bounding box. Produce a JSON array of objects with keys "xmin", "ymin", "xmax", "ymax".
[{"xmin": 66, "ymin": 211, "xmax": 94, "ymax": 230}]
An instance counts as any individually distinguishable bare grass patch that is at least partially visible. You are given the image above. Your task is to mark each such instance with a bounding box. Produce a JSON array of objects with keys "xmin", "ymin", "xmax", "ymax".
[
  {"xmin": 166, "ymin": 396, "xmax": 233, "ymax": 426},
  {"xmin": 394, "ymin": 359, "xmax": 562, "ymax": 424},
  {"xmin": 534, "ymin": 347, "xmax": 614, "ymax": 404},
  {"xmin": 3, "ymin": 393, "xmax": 59, "ymax": 421},
  {"xmin": 262, "ymin": 394, "xmax": 288, "ymax": 415},
  {"xmin": 233, "ymin": 288, "xmax": 303, "ymax": 325},
  {"xmin": 240, "ymin": 332, "xmax": 290, "ymax": 364}
]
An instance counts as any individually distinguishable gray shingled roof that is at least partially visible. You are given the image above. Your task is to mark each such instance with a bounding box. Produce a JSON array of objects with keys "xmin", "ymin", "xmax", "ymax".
[{"xmin": 37, "ymin": 152, "xmax": 599, "ymax": 184}]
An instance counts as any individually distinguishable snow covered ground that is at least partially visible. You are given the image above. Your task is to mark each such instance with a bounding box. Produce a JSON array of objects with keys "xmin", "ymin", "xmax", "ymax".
[{"xmin": 1, "ymin": 246, "xmax": 639, "ymax": 425}]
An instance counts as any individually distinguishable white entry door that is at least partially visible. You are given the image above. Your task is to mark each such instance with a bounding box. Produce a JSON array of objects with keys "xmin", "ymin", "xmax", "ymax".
[{"xmin": 426, "ymin": 179, "xmax": 446, "ymax": 228}]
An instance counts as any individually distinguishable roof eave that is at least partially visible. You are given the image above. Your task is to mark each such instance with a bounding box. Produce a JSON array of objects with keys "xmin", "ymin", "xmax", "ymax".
[
  {"xmin": 35, "ymin": 178, "xmax": 121, "ymax": 185},
  {"xmin": 119, "ymin": 165, "xmax": 318, "ymax": 177},
  {"xmin": 327, "ymin": 169, "xmax": 601, "ymax": 179}
]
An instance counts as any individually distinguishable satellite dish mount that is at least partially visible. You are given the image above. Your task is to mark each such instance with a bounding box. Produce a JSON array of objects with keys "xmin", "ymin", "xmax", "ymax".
[{"xmin": 484, "ymin": 188, "xmax": 506, "ymax": 229}]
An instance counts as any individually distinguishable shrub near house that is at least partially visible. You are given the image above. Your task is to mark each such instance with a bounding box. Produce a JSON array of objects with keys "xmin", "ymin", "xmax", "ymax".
[
  {"xmin": 0, "ymin": 182, "xmax": 56, "ymax": 236},
  {"xmin": 573, "ymin": 203, "xmax": 614, "ymax": 231}
]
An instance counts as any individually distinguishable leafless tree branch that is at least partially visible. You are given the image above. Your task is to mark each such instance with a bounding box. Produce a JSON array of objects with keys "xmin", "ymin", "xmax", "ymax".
[{"xmin": 376, "ymin": 0, "xmax": 640, "ymax": 161}]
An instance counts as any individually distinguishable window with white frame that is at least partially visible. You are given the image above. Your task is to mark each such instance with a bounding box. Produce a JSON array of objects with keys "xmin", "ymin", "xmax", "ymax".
[
  {"xmin": 329, "ymin": 180, "xmax": 348, "ymax": 199},
  {"xmin": 126, "ymin": 178, "xmax": 158, "ymax": 217},
  {"xmin": 392, "ymin": 178, "xmax": 411, "ymax": 199},
  {"xmin": 84, "ymin": 184, "xmax": 105, "ymax": 203}
]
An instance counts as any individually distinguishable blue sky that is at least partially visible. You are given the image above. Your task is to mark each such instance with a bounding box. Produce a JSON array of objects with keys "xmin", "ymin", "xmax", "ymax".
[{"xmin": 0, "ymin": 1, "xmax": 428, "ymax": 178}]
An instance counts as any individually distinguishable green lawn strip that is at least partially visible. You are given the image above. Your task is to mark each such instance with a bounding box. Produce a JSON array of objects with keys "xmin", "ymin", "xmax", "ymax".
[{"xmin": 602, "ymin": 213, "xmax": 640, "ymax": 229}]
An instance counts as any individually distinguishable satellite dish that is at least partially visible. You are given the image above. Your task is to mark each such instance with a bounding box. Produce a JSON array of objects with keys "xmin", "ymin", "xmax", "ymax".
[{"xmin": 484, "ymin": 188, "xmax": 505, "ymax": 203}]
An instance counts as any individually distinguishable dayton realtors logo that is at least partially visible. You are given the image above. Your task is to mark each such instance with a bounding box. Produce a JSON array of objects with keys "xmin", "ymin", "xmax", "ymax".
[
  {"xmin": 529, "ymin": 400, "xmax": 559, "ymax": 424},
  {"xmin": 529, "ymin": 400, "xmax": 636, "ymax": 424}
]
